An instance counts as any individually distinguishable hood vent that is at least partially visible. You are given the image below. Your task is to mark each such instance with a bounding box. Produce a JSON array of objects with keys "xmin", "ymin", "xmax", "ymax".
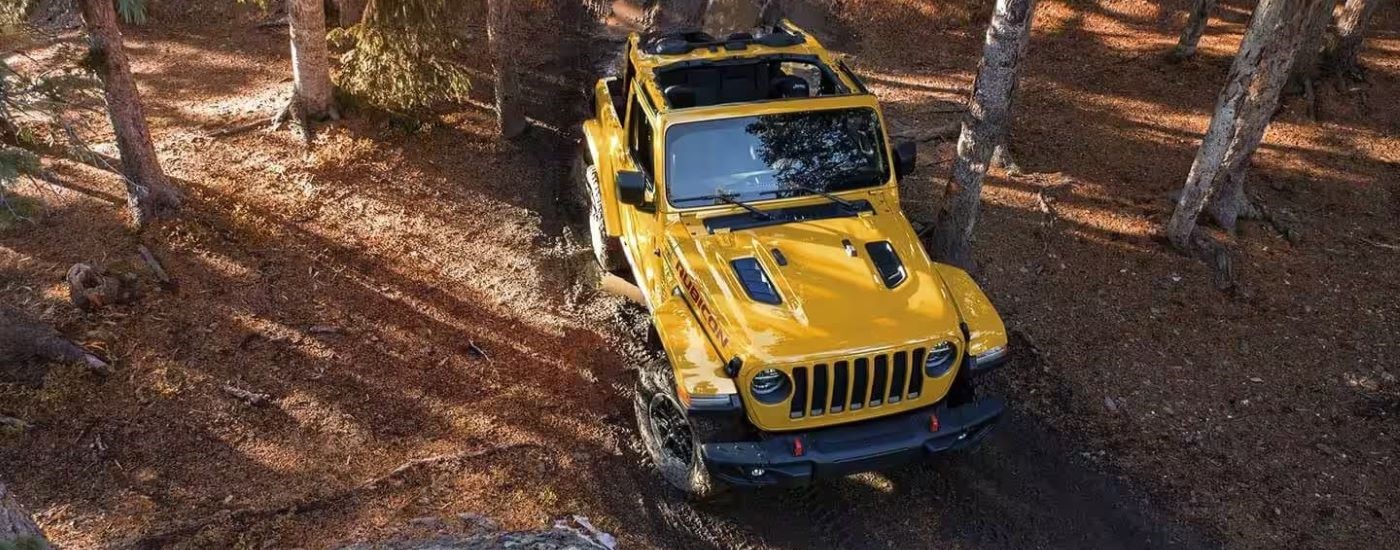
[
  {"xmin": 732, "ymin": 258, "xmax": 782, "ymax": 304},
  {"xmin": 865, "ymin": 241, "xmax": 907, "ymax": 289}
]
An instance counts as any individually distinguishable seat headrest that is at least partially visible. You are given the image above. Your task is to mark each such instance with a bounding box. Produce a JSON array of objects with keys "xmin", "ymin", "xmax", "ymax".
[
  {"xmin": 770, "ymin": 76, "xmax": 810, "ymax": 99},
  {"xmin": 664, "ymin": 85, "xmax": 698, "ymax": 108}
]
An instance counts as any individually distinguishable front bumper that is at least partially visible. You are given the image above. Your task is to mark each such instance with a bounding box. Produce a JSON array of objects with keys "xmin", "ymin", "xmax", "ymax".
[{"xmin": 701, "ymin": 397, "xmax": 1005, "ymax": 487}]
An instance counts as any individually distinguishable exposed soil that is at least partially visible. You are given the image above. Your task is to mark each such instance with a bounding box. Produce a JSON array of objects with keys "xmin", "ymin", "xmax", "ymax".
[{"xmin": 2, "ymin": 1, "xmax": 1397, "ymax": 549}]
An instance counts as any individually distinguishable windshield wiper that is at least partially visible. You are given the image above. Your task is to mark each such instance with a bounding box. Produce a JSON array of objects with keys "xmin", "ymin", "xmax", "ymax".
[
  {"xmin": 761, "ymin": 184, "xmax": 860, "ymax": 212},
  {"xmin": 674, "ymin": 192, "xmax": 773, "ymax": 220}
]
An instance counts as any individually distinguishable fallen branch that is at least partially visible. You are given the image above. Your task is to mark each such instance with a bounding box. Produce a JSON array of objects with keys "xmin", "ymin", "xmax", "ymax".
[
  {"xmin": 204, "ymin": 118, "xmax": 269, "ymax": 138},
  {"xmin": 0, "ymin": 415, "xmax": 32, "ymax": 433},
  {"xmin": 1358, "ymin": 236, "xmax": 1400, "ymax": 251},
  {"xmin": 467, "ymin": 341, "xmax": 491, "ymax": 362},
  {"xmin": 138, "ymin": 245, "xmax": 171, "ymax": 284},
  {"xmin": 221, "ymin": 385, "xmax": 272, "ymax": 407}
]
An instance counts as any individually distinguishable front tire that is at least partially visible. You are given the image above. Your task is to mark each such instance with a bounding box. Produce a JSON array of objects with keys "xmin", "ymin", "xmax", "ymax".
[{"xmin": 634, "ymin": 358, "xmax": 725, "ymax": 501}]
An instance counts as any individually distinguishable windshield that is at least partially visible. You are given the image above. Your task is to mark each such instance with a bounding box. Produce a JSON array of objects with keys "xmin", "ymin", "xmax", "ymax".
[{"xmin": 666, "ymin": 107, "xmax": 889, "ymax": 207}]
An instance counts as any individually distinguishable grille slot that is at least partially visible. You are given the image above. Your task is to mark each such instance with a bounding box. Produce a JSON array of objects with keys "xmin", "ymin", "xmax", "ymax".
[
  {"xmin": 871, "ymin": 355, "xmax": 889, "ymax": 406},
  {"xmin": 908, "ymin": 347, "xmax": 926, "ymax": 398},
  {"xmin": 780, "ymin": 345, "xmax": 931, "ymax": 420},
  {"xmin": 790, "ymin": 366, "xmax": 809, "ymax": 418},
  {"xmin": 831, "ymin": 361, "xmax": 849, "ymax": 413},
  {"xmin": 851, "ymin": 358, "xmax": 869, "ymax": 410},
  {"xmin": 891, "ymin": 351, "xmax": 908, "ymax": 404}
]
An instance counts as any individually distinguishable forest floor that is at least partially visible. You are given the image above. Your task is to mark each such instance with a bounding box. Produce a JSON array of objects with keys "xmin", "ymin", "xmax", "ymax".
[{"xmin": 2, "ymin": 0, "xmax": 1398, "ymax": 548}]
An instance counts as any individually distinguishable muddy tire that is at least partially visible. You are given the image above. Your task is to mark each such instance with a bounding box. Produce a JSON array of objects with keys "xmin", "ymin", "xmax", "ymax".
[
  {"xmin": 634, "ymin": 358, "xmax": 725, "ymax": 501},
  {"xmin": 573, "ymin": 154, "xmax": 626, "ymax": 273}
]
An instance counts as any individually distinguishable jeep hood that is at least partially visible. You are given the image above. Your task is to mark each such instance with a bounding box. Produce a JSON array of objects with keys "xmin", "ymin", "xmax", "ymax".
[{"xmin": 664, "ymin": 200, "xmax": 964, "ymax": 366}]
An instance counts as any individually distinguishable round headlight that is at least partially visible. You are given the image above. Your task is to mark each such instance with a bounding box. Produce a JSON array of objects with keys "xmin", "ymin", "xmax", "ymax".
[
  {"xmin": 750, "ymin": 368, "xmax": 791, "ymax": 404},
  {"xmin": 925, "ymin": 342, "xmax": 956, "ymax": 377}
]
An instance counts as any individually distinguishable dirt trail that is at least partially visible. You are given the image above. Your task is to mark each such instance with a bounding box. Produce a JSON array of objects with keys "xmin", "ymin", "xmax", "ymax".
[{"xmin": 2, "ymin": 0, "xmax": 1396, "ymax": 549}]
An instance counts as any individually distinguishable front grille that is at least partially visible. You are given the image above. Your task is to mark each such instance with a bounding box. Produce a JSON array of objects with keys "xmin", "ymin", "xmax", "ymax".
[{"xmin": 789, "ymin": 346, "xmax": 931, "ymax": 419}]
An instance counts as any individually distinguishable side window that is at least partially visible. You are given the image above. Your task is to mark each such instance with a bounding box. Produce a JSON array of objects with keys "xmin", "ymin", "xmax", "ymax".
[{"xmin": 628, "ymin": 94, "xmax": 655, "ymax": 180}]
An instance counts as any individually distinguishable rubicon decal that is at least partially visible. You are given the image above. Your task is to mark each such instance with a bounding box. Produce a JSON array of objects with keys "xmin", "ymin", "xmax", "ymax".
[{"xmin": 673, "ymin": 255, "xmax": 730, "ymax": 349}]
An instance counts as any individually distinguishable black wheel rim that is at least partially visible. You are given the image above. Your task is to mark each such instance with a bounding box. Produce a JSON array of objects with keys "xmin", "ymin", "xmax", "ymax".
[{"xmin": 648, "ymin": 394, "xmax": 694, "ymax": 466}]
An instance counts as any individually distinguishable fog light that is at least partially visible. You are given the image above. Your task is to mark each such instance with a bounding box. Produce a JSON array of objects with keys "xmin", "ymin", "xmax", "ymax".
[
  {"xmin": 929, "ymin": 414, "xmax": 941, "ymax": 433},
  {"xmin": 750, "ymin": 468, "xmax": 766, "ymax": 477}
]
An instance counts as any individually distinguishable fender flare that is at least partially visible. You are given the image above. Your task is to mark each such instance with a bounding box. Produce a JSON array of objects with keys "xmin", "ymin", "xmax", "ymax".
[{"xmin": 580, "ymin": 120, "xmax": 624, "ymax": 237}]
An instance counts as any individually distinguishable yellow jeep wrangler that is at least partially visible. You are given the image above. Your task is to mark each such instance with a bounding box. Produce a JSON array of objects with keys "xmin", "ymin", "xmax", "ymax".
[{"xmin": 578, "ymin": 22, "xmax": 1010, "ymax": 497}]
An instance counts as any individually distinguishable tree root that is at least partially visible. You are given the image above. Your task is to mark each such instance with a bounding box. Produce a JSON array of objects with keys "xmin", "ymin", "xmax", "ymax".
[
  {"xmin": 118, "ymin": 442, "xmax": 545, "ymax": 548},
  {"xmin": 1241, "ymin": 198, "xmax": 1300, "ymax": 244},
  {"xmin": 272, "ymin": 93, "xmax": 343, "ymax": 147},
  {"xmin": 1177, "ymin": 229, "xmax": 1244, "ymax": 295}
]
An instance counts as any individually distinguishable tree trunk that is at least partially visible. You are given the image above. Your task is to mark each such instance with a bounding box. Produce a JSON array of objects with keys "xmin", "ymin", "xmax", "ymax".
[
  {"xmin": 1170, "ymin": 0, "xmax": 1217, "ymax": 61},
  {"xmin": 1286, "ymin": 0, "xmax": 1339, "ymax": 92},
  {"xmin": 334, "ymin": 0, "xmax": 368, "ymax": 26},
  {"xmin": 757, "ymin": 0, "xmax": 784, "ymax": 25},
  {"xmin": 644, "ymin": 0, "xmax": 710, "ymax": 33},
  {"xmin": 1, "ymin": 482, "xmax": 47, "ymax": 547},
  {"xmin": 1325, "ymin": 0, "xmax": 1381, "ymax": 77},
  {"xmin": 487, "ymin": 0, "xmax": 527, "ymax": 139},
  {"xmin": 77, "ymin": 0, "xmax": 179, "ymax": 228},
  {"xmin": 931, "ymin": 0, "xmax": 1038, "ymax": 269},
  {"xmin": 1166, "ymin": 0, "xmax": 1331, "ymax": 249},
  {"xmin": 288, "ymin": 0, "xmax": 336, "ymax": 122}
]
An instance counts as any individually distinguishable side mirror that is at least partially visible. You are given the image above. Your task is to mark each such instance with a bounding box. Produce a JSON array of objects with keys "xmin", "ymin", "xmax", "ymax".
[
  {"xmin": 894, "ymin": 141, "xmax": 917, "ymax": 179},
  {"xmin": 617, "ymin": 170, "xmax": 648, "ymax": 206}
]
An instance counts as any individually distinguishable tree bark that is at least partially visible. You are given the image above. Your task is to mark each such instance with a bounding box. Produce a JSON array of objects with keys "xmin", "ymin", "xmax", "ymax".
[
  {"xmin": 1287, "ymin": 0, "xmax": 1339, "ymax": 92},
  {"xmin": 644, "ymin": 0, "xmax": 710, "ymax": 33},
  {"xmin": 931, "ymin": 0, "xmax": 1038, "ymax": 269},
  {"xmin": 288, "ymin": 0, "xmax": 336, "ymax": 122},
  {"xmin": 1166, "ymin": 0, "xmax": 1331, "ymax": 249},
  {"xmin": 1, "ymin": 482, "xmax": 47, "ymax": 547},
  {"xmin": 1324, "ymin": 0, "xmax": 1381, "ymax": 77},
  {"xmin": 1170, "ymin": 0, "xmax": 1217, "ymax": 61},
  {"xmin": 757, "ymin": 0, "xmax": 784, "ymax": 25},
  {"xmin": 77, "ymin": 0, "xmax": 180, "ymax": 228},
  {"xmin": 334, "ymin": 0, "xmax": 368, "ymax": 26},
  {"xmin": 487, "ymin": 0, "xmax": 527, "ymax": 139}
]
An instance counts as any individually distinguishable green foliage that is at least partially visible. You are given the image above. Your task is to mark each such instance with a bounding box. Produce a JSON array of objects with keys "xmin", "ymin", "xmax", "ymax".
[
  {"xmin": 115, "ymin": 0, "xmax": 148, "ymax": 24},
  {"xmin": 331, "ymin": 0, "xmax": 473, "ymax": 110},
  {"xmin": 0, "ymin": 1, "xmax": 102, "ymax": 200},
  {"xmin": 0, "ymin": 535, "xmax": 51, "ymax": 550}
]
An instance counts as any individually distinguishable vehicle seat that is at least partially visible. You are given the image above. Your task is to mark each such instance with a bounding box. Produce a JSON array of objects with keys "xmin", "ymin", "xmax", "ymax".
[
  {"xmin": 769, "ymin": 75, "xmax": 811, "ymax": 99},
  {"xmin": 719, "ymin": 64, "xmax": 770, "ymax": 103},
  {"xmin": 664, "ymin": 85, "xmax": 698, "ymax": 108}
]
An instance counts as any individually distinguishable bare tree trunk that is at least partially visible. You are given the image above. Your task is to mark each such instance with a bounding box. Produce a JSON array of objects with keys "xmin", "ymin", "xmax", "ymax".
[
  {"xmin": 757, "ymin": 0, "xmax": 784, "ymax": 25},
  {"xmin": 1325, "ymin": 0, "xmax": 1381, "ymax": 77},
  {"xmin": 931, "ymin": 0, "xmax": 1038, "ymax": 269},
  {"xmin": 1, "ymin": 482, "xmax": 47, "ymax": 547},
  {"xmin": 77, "ymin": 0, "xmax": 180, "ymax": 228},
  {"xmin": 1287, "ymin": 0, "xmax": 1339, "ymax": 92},
  {"xmin": 1170, "ymin": 0, "xmax": 1217, "ymax": 61},
  {"xmin": 487, "ymin": 0, "xmax": 527, "ymax": 139},
  {"xmin": 334, "ymin": 0, "xmax": 368, "ymax": 26},
  {"xmin": 1167, "ymin": 0, "xmax": 1331, "ymax": 249},
  {"xmin": 644, "ymin": 0, "xmax": 710, "ymax": 33},
  {"xmin": 284, "ymin": 0, "xmax": 338, "ymax": 143}
]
